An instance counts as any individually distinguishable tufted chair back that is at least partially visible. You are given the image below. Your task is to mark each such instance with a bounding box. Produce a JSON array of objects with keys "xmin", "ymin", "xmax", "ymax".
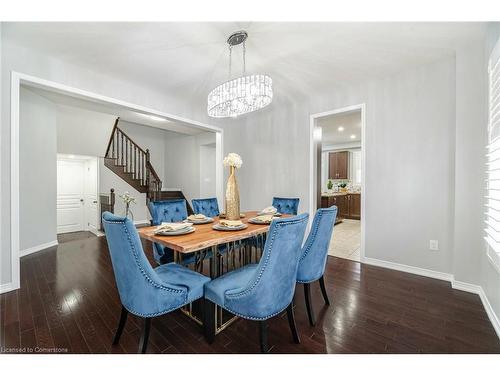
[
  {"xmin": 147, "ymin": 199, "xmax": 188, "ymax": 265},
  {"xmin": 102, "ymin": 212, "xmax": 188, "ymax": 317},
  {"xmin": 148, "ymin": 199, "xmax": 188, "ymax": 225},
  {"xmin": 297, "ymin": 207, "xmax": 337, "ymax": 283},
  {"xmin": 192, "ymin": 198, "xmax": 220, "ymax": 217},
  {"xmin": 224, "ymin": 213, "xmax": 309, "ymax": 320},
  {"xmin": 272, "ymin": 197, "xmax": 300, "ymax": 215}
]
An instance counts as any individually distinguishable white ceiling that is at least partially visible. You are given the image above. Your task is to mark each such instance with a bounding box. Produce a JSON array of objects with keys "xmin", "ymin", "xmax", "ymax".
[
  {"xmin": 318, "ymin": 110, "xmax": 362, "ymax": 145},
  {"xmin": 5, "ymin": 22, "xmax": 485, "ymax": 106},
  {"xmin": 25, "ymin": 85, "xmax": 205, "ymax": 135}
]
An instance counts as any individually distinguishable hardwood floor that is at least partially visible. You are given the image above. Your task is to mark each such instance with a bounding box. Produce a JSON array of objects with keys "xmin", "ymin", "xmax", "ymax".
[{"xmin": 1, "ymin": 232, "xmax": 499, "ymax": 354}]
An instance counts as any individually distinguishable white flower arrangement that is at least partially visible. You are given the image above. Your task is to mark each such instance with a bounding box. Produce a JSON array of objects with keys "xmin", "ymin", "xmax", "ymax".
[
  {"xmin": 223, "ymin": 153, "xmax": 243, "ymax": 169},
  {"xmin": 119, "ymin": 192, "xmax": 136, "ymax": 205}
]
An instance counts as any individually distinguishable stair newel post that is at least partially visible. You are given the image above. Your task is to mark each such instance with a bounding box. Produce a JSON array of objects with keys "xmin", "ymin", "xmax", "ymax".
[
  {"xmin": 110, "ymin": 188, "xmax": 115, "ymax": 214},
  {"xmin": 125, "ymin": 138, "xmax": 128, "ymax": 172}
]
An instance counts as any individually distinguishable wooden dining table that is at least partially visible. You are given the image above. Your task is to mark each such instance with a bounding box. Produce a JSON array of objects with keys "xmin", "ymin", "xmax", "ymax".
[{"xmin": 137, "ymin": 210, "xmax": 290, "ymax": 335}]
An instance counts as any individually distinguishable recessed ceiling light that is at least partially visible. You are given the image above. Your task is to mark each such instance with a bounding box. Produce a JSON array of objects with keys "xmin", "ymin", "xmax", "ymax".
[
  {"xmin": 338, "ymin": 126, "xmax": 344, "ymax": 132},
  {"xmin": 350, "ymin": 134, "xmax": 356, "ymax": 139}
]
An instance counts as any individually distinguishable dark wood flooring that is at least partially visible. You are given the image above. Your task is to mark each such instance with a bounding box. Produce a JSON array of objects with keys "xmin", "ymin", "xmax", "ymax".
[{"xmin": 1, "ymin": 232, "xmax": 499, "ymax": 354}]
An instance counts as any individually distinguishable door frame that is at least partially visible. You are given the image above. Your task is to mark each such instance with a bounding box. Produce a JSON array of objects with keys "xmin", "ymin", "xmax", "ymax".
[
  {"xmin": 309, "ymin": 103, "xmax": 366, "ymax": 263},
  {"xmin": 8, "ymin": 71, "xmax": 224, "ymax": 293}
]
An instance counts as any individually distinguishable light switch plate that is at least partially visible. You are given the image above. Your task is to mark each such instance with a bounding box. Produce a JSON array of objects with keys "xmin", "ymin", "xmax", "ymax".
[{"xmin": 429, "ymin": 240, "xmax": 439, "ymax": 251}]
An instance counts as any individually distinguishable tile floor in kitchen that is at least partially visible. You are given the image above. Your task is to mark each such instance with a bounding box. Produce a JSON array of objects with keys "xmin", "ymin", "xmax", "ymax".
[{"xmin": 328, "ymin": 219, "xmax": 360, "ymax": 261}]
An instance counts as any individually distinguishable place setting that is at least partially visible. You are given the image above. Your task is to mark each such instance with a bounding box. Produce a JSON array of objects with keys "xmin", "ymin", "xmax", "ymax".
[
  {"xmin": 212, "ymin": 219, "xmax": 248, "ymax": 231},
  {"xmin": 248, "ymin": 206, "xmax": 282, "ymax": 225},
  {"xmin": 184, "ymin": 213, "xmax": 214, "ymax": 224},
  {"xmin": 153, "ymin": 222, "xmax": 195, "ymax": 236}
]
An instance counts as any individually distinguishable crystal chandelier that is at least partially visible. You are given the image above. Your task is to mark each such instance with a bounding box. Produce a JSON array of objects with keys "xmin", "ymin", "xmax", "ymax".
[{"xmin": 207, "ymin": 31, "xmax": 273, "ymax": 118}]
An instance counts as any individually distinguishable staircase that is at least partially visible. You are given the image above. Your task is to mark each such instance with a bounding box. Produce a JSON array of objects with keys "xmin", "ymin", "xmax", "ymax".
[{"xmin": 104, "ymin": 117, "xmax": 193, "ymax": 214}]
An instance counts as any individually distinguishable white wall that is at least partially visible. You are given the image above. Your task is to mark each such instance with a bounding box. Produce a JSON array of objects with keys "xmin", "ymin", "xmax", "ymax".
[
  {"xmin": 19, "ymin": 87, "xmax": 57, "ymax": 251},
  {"xmin": 200, "ymin": 144, "xmax": 216, "ymax": 198},
  {"xmin": 56, "ymin": 103, "xmax": 116, "ymax": 156},
  {"xmin": 164, "ymin": 131, "xmax": 216, "ymax": 204},
  {"xmin": 211, "ymin": 58, "xmax": 456, "ymax": 274}
]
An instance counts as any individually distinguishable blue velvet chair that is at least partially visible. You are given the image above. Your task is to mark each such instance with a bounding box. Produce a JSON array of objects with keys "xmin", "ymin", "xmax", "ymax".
[
  {"xmin": 148, "ymin": 199, "xmax": 197, "ymax": 266},
  {"xmin": 204, "ymin": 213, "xmax": 309, "ymax": 353},
  {"xmin": 272, "ymin": 197, "xmax": 300, "ymax": 215},
  {"xmin": 192, "ymin": 198, "xmax": 220, "ymax": 217},
  {"xmin": 102, "ymin": 212, "xmax": 210, "ymax": 353},
  {"xmin": 296, "ymin": 206, "xmax": 337, "ymax": 326}
]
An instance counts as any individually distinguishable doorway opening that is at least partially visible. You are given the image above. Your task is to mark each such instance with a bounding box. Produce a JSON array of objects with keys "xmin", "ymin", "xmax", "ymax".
[
  {"xmin": 8, "ymin": 71, "xmax": 223, "ymax": 293},
  {"xmin": 310, "ymin": 104, "xmax": 366, "ymax": 262},
  {"xmin": 57, "ymin": 154, "xmax": 100, "ymax": 238}
]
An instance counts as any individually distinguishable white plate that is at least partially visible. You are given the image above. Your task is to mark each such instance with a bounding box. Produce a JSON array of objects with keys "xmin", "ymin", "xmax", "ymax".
[
  {"xmin": 185, "ymin": 217, "xmax": 215, "ymax": 224},
  {"xmin": 155, "ymin": 227, "xmax": 195, "ymax": 236},
  {"xmin": 212, "ymin": 223, "xmax": 248, "ymax": 231},
  {"xmin": 257, "ymin": 212, "xmax": 282, "ymax": 217},
  {"xmin": 248, "ymin": 217, "xmax": 272, "ymax": 225}
]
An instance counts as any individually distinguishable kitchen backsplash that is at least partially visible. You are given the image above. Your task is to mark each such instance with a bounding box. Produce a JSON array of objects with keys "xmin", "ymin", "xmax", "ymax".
[{"xmin": 325, "ymin": 179, "xmax": 361, "ymax": 192}]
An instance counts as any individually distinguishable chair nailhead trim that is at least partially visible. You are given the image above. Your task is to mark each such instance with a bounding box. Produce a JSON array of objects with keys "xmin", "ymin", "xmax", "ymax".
[
  {"xmin": 102, "ymin": 218, "xmax": 188, "ymax": 302},
  {"xmin": 224, "ymin": 216, "xmax": 307, "ymax": 319}
]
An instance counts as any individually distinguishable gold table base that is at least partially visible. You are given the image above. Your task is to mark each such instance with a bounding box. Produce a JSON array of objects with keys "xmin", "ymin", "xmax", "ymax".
[{"xmin": 177, "ymin": 233, "xmax": 267, "ymax": 334}]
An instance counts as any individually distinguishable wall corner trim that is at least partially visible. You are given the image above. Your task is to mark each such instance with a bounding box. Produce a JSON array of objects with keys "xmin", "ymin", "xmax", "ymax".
[
  {"xmin": 0, "ymin": 283, "xmax": 15, "ymax": 294},
  {"xmin": 19, "ymin": 240, "xmax": 58, "ymax": 258},
  {"xmin": 451, "ymin": 277, "xmax": 500, "ymax": 339}
]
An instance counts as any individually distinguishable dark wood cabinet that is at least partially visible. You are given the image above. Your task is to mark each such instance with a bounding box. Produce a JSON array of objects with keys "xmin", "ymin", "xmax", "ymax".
[
  {"xmin": 328, "ymin": 151, "xmax": 349, "ymax": 180},
  {"xmin": 336, "ymin": 195, "xmax": 349, "ymax": 218},
  {"xmin": 347, "ymin": 194, "xmax": 361, "ymax": 219},
  {"xmin": 320, "ymin": 193, "xmax": 361, "ymax": 220}
]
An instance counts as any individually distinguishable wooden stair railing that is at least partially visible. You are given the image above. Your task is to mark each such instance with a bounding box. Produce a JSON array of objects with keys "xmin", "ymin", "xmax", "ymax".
[{"xmin": 104, "ymin": 117, "xmax": 162, "ymax": 199}]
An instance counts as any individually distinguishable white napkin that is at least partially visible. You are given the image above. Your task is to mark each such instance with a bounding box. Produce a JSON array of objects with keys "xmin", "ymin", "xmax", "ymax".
[
  {"xmin": 187, "ymin": 214, "xmax": 207, "ymax": 221},
  {"xmin": 219, "ymin": 219, "xmax": 243, "ymax": 227},
  {"xmin": 258, "ymin": 206, "xmax": 277, "ymax": 216},
  {"xmin": 154, "ymin": 222, "xmax": 192, "ymax": 233},
  {"xmin": 253, "ymin": 215, "xmax": 274, "ymax": 223}
]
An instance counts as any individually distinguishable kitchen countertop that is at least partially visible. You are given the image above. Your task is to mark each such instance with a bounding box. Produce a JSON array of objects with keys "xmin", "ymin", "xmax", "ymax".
[{"xmin": 322, "ymin": 191, "xmax": 361, "ymax": 197}]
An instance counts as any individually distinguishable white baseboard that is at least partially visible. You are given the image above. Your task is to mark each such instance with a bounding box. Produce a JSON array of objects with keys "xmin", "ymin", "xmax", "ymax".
[
  {"xmin": 450, "ymin": 278, "xmax": 483, "ymax": 294},
  {"xmin": 478, "ymin": 287, "xmax": 500, "ymax": 339},
  {"xmin": 19, "ymin": 240, "xmax": 58, "ymax": 258},
  {"xmin": 364, "ymin": 256, "xmax": 500, "ymax": 339},
  {"xmin": 363, "ymin": 257, "xmax": 453, "ymax": 282},
  {"xmin": 452, "ymin": 277, "xmax": 500, "ymax": 338},
  {"xmin": 0, "ymin": 282, "xmax": 15, "ymax": 294}
]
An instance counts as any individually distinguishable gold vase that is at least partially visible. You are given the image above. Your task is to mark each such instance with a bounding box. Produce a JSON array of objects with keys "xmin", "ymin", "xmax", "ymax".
[{"xmin": 225, "ymin": 166, "xmax": 240, "ymax": 220}]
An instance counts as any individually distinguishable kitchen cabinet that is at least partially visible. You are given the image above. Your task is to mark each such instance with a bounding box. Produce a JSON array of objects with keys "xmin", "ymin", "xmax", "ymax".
[
  {"xmin": 328, "ymin": 151, "xmax": 349, "ymax": 180},
  {"xmin": 336, "ymin": 195, "xmax": 349, "ymax": 218},
  {"xmin": 321, "ymin": 193, "xmax": 361, "ymax": 220},
  {"xmin": 347, "ymin": 194, "xmax": 361, "ymax": 219}
]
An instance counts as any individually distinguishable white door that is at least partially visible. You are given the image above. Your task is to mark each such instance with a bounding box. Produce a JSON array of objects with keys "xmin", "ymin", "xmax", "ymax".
[
  {"xmin": 57, "ymin": 158, "xmax": 86, "ymax": 233},
  {"xmin": 85, "ymin": 158, "xmax": 99, "ymax": 235}
]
